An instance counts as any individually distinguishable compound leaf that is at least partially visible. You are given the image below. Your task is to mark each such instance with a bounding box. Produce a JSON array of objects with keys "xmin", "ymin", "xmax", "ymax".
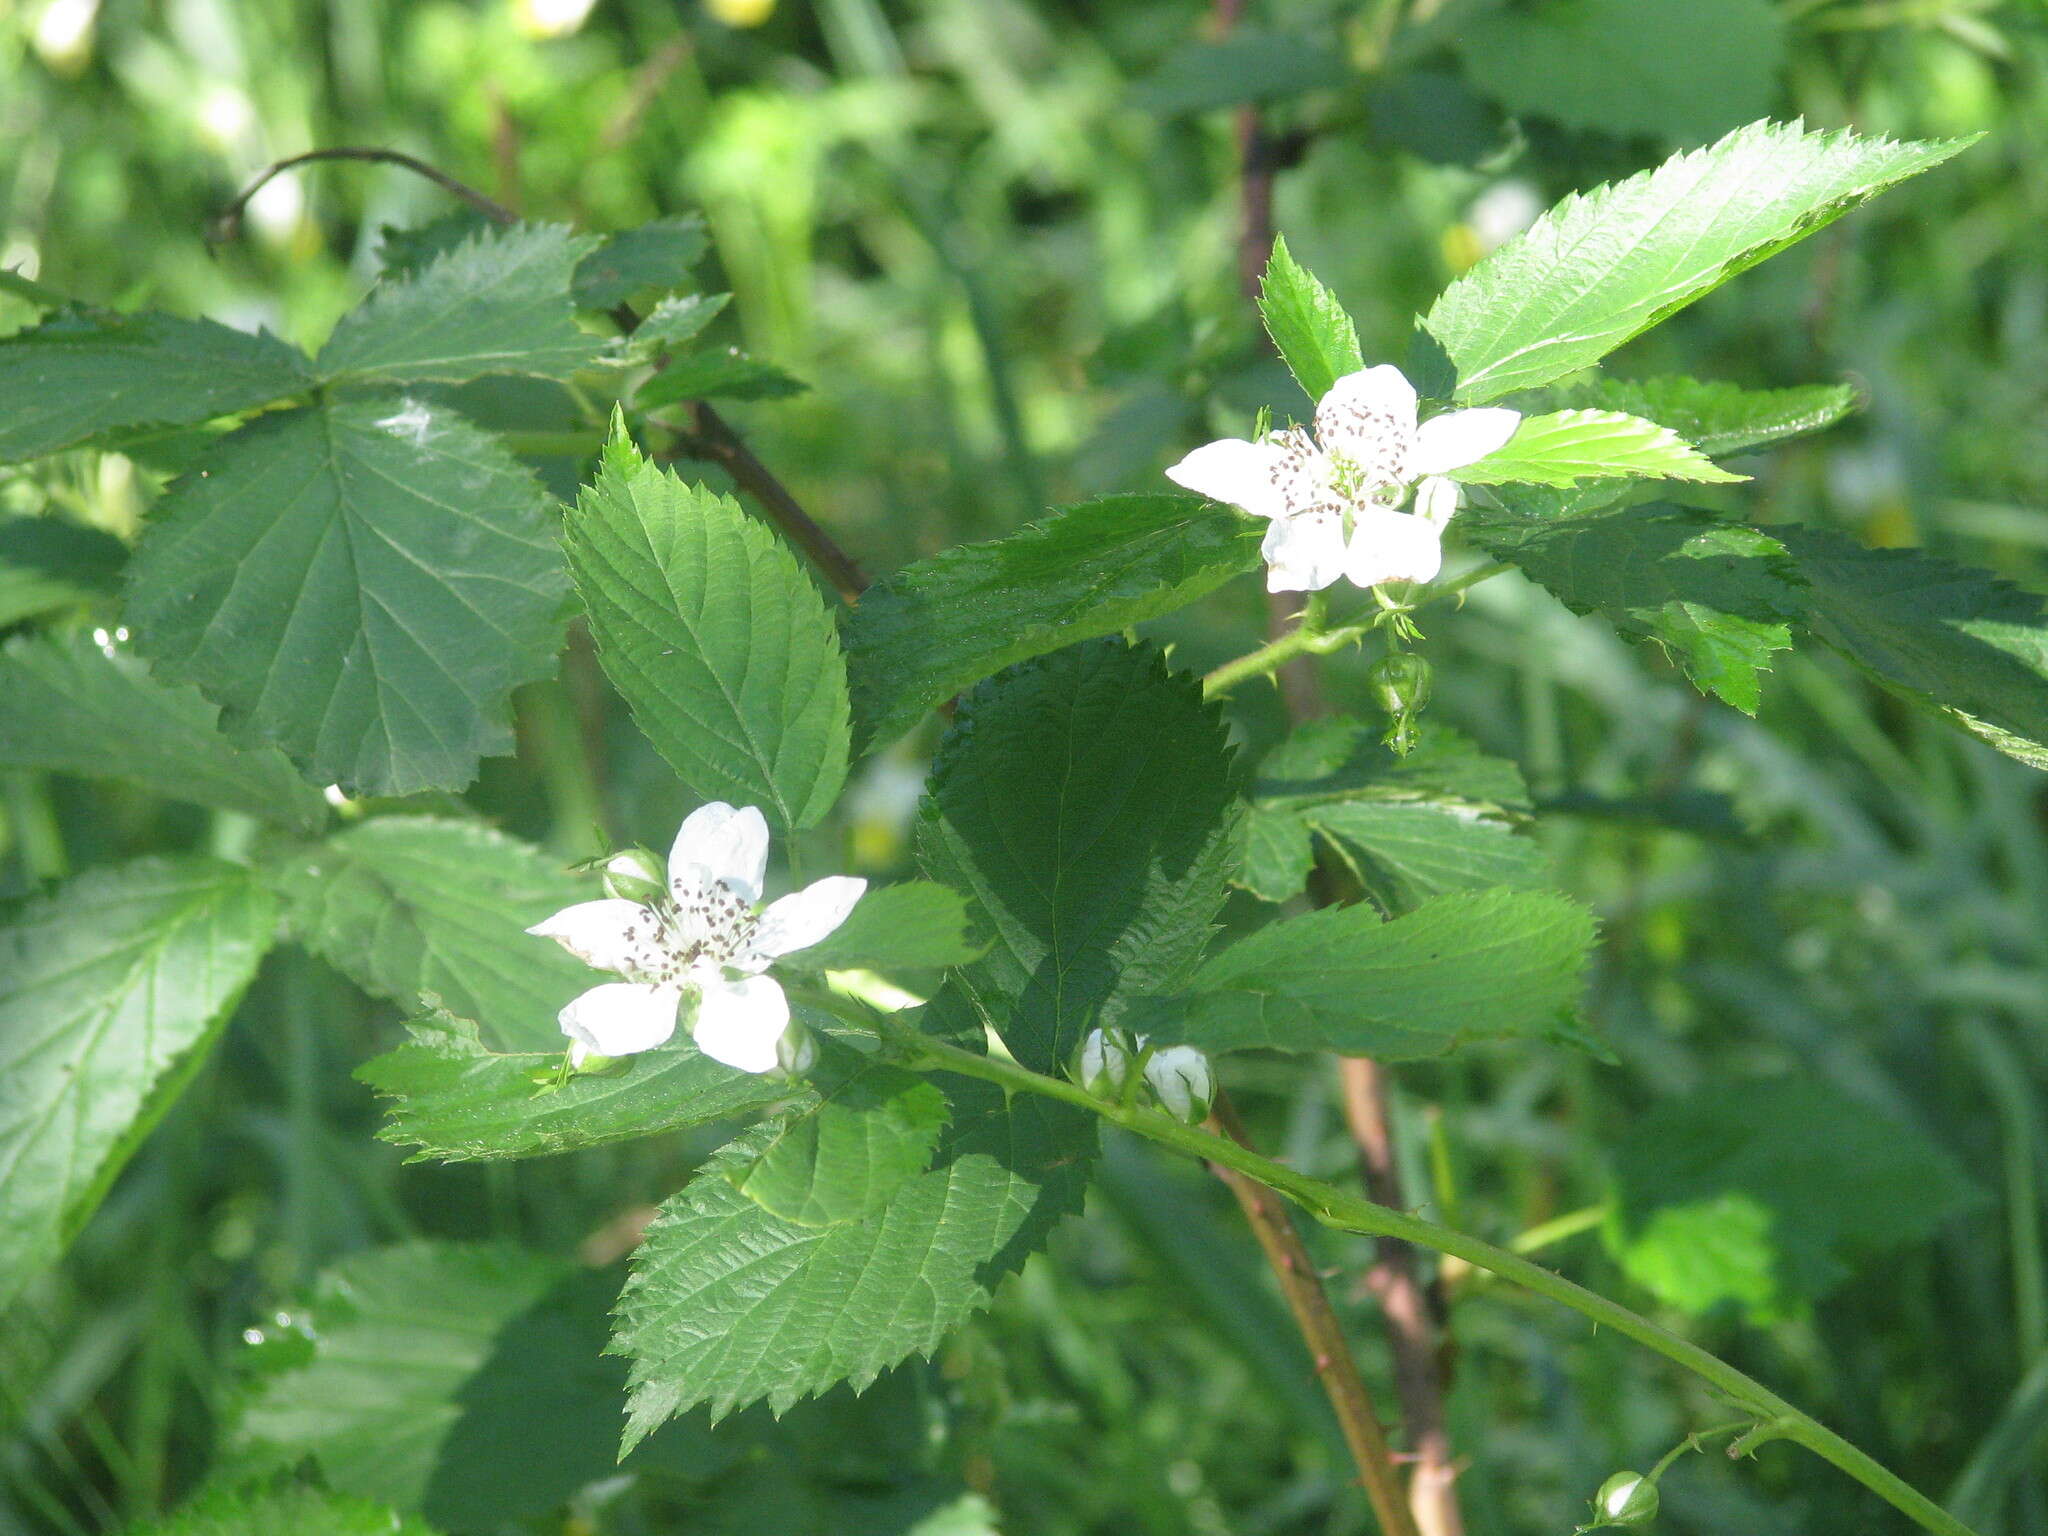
[
  {"xmin": 572, "ymin": 216, "xmax": 709, "ymax": 310},
  {"xmin": 844, "ymin": 495, "xmax": 1261, "ymax": 754},
  {"xmin": 1454, "ymin": 409, "xmax": 1742, "ymax": 487},
  {"xmin": 915, "ymin": 641, "xmax": 1240, "ymax": 1072},
  {"xmin": 0, "ymin": 858, "xmax": 274, "ymax": 1309},
  {"xmin": 0, "ymin": 515, "xmax": 126, "ymax": 625},
  {"xmin": 273, "ymin": 817, "xmax": 594, "ymax": 1052},
  {"xmin": 317, "ymin": 223, "xmax": 602, "ymax": 386},
  {"xmin": 1607, "ymin": 1078, "xmax": 1980, "ymax": 1321},
  {"xmin": 614, "ymin": 1079, "xmax": 1094, "ymax": 1438},
  {"xmin": 1465, "ymin": 502, "xmax": 1808, "ymax": 714},
  {"xmin": 731, "ymin": 1040, "xmax": 950, "ymax": 1226},
  {"xmin": 780, "ymin": 880, "xmax": 989, "ymax": 974},
  {"xmin": 0, "ymin": 308, "xmax": 308, "ymax": 464},
  {"xmin": 1557, "ymin": 375, "xmax": 1860, "ymax": 457},
  {"xmin": 564, "ymin": 431, "xmax": 850, "ymax": 833},
  {"xmin": 126, "ymin": 397, "xmax": 567, "ymax": 797},
  {"xmin": 130, "ymin": 1483, "xmax": 440, "ymax": 1536},
  {"xmin": 1135, "ymin": 887, "xmax": 1595, "ymax": 1059},
  {"xmin": 1425, "ymin": 121, "xmax": 1972, "ymax": 403},
  {"xmin": 358, "ymin": 1008, "xmax": 792, "ymax": 1161},
  {"xmin": 0, "ymin": 636, "xmax": 327, "ymax": 828},
  {"xmin": 1258, "ymin": 235, "xmax": 1365, "ymax": 404},
  {"xmin": 1457, "ymin": 0, "xmax": 1784, "ymax": 144},
  {"xmin": 1777, "ymin": 525, "xmax": 2048, "ymax": 770}
]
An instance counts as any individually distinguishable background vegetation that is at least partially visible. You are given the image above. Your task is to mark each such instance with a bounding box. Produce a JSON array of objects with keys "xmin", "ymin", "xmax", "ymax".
[{"xmin": 2, "ymin": 1, "xmax": 2045, "ymax": 1533}]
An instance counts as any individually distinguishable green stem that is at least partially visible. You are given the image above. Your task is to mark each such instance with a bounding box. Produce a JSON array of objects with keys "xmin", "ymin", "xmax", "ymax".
[
  {"xmin": 1419, "ymin": 560, "xmax": 1510, "ymax": 608},
  {"xmin": 884, "ymin": 1024, "xmax": 1979, "ymax": 1536},
  {"xmin": 1203, "ymin": 614, "xmax": 1371, "ymax": 699}
]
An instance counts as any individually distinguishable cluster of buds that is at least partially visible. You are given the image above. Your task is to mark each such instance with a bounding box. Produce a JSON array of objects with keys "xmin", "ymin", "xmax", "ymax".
[{"xmin": 1071, "ymin": 1027, "xmax": 1216, "ymax": 1125}]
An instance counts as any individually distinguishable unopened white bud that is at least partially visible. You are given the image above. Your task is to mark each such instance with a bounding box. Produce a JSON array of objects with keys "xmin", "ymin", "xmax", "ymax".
[
  {"xmin": 775, "ymin": 1020, "xmax": 819, "ymax": 1078},
  {"xmin": 602, "ymin": 848, "xmax": 667, "ymax": 905},
  {"xmin": 1073, "ymin": 1027, "xmax": 1137, "ymax": 1099},
  {"xmin": 1143, "ymin": 1046, "xmax": 1215, "ymax": 1124}
]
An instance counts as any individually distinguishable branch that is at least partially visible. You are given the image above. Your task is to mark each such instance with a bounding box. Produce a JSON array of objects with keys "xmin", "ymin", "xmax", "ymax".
[
  {"xmin": 882, "ymin": 1024, "xmax": 1982, "ymax": 1536},
  {"xmin": 1210, "ymin": 1092, "xmax": 1423, "ymax": 1536},
  {"xmin": 662, "ymin": 402, "xmax": 869, "ymax": 605},
  {"xmin": 1340, "ymin": 1057, "xmax": 1460, "ymax": 1536},
  {"xmin": 211, "ymin": 147, "xmax": 516, "ymax": 244}
]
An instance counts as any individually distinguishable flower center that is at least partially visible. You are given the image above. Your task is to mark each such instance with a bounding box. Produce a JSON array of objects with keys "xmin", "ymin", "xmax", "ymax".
[{"xmin": 619, "ymin": 879, "xmax": 757, "ymax": 985}]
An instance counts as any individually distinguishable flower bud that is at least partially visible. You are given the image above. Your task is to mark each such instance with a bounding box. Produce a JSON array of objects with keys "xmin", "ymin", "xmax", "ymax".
[
  {"xmin": 1593, "ymin": 1472, "xmax": 1659, "ymax": 1527},
  {"xmin": 1142, "ymin": 1045, "xmax": 1215, "ymax": 1124},
  {"xmin": 602, "ymin": 847, "xmax": 667, "ymax": 905},
  {"xmin": 1366, "ymin": 652, "xmax": 1433, "ymax": 717},
  {"xmin": 1072, "ymin": 1027, "xmax": 1137, "ymax": 1100},
  {"xmin": 775, "ymin": 1020, "xmax": 820, "ymax": 1078}
]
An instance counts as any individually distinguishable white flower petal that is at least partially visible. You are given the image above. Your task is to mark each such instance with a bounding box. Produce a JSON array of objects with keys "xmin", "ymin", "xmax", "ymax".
[
  {"xmin": 690, "ymin": 973, "xmax": 791, "ymax": 1074},
  {"xmin": 1409, "ymin": 407, "xmax": 1520, "ymax": 475},
  {"xmin": 558, "ymin": 981, "xmax": 680, "ymax": 1060},
  {"xmin": 1164, "ymin": 437, "xmax": 1291, "ymax": 519},
  {"xmin": 1261, "ymin": 510, "xmax": 1348, "ymax": 592},
  {"xmin": 751, "ymin": 876, "xmax": 867, "ymax": 960},
  {"xmin": 1345, "ymin": 507, "xmax": 1446, "ymax": 589},
  {"xmin": 527, "ymin": 900, "xmax": 659, "ymax": 978},
  {"xmin": 669, "ymin": 802, "xmax": 770, "ymax": 903},
  {"xmin": 1413, "ymin": 474, "xmax": 1462, "ymax": 529},
  {"xmin": 1314, "ymin": 365, "xmax": 1420, "ymax": 478}
]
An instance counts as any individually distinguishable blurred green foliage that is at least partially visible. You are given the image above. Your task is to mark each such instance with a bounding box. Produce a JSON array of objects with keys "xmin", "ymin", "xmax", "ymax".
[{"xmin": 3, "ymin": 1, "xmax": 2046, "ymax": 1533}]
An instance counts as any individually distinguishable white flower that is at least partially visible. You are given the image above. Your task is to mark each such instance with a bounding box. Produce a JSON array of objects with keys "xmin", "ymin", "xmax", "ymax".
[
  {"xmin": 527, "ymin": 802, "xmax": 865, "ymax": 1075},
  {"xmin": 1165, "ymin": 364, "xmax": 1519, "ymax": 593}
]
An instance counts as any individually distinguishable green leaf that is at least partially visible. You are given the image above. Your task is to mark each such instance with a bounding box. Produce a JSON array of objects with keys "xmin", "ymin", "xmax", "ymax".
[
  {"xmin": 1258, "ymin": 235, "xmax": 1365, "ymax": 405},
  {"xmin": 376, "ymin": 211, "xmax": 489, "ymax": 279},
  {"xmin": 572, "ymin": 216, "xmax": 709, "ymax": 310},
  {"xmin": 1425, "ymin": 121, "xmax": 1973, "ymax": 404},
  {"xmin": 128, "ymin": 1482, "xmax": 441, "ymax": 1536},
  {"xmin": 0, "ymin": 858, "xmax": 274, "ymax": 1309},
  {"xmin": 565, "ymin": 432, "xmax": 850, "ymax": 832},
  {"xmin": 1135, "ymin": 33, "xmax": 1349, "ymax": 115},
  {"xmin": 1457, "ymin": 0, "xmax": 1784, "ymax": 144},
  {"xmin": 844, "ymin": 494, "xmax": 1262, "ymax": 754},
  {"xmin": 1776, "ymin": 525, "xmax": 2048, "ymax": 770},
  {"xmin": 1236, "ymin": 721, "xmax": 1544, "ymax": 910},
  {"xmin": 0, "ymin": 308, "xmax": 309, "ymax": 464},
  {"xmin": 1607, "ymin": 1078, "xmax": 1981, "ymax": 1321},
  {"xmin": 732, "ymin": 1040, "xmax": 950, "ymax": 1226},
  {"xmin": 273, "ymin": 817, "xmax": 597, "ymax": 1052},
  {"xmin": 1454, "ymin": 409, "xmax": 1743, "ymax": 487},
  {"xmin": 0, "ymin": 515, "xmax": 126, "ymax": 625},
  {"xmin": 0, "ymin": 636, "xmax": 328, "ymax": 828},
  {"xmin": 613, "ymin": 1077, "xmax": 1095, "ymax": 1437},
  {"xmin": 1307, "ymin": 801, "xmax": 1550, "ymax": 915},
  {"xmin": 316, "ymin": 223, "xmax": 603, "ymax": 385},
  {"xmin": 624, "ymin": 292, "xmax": 732, "ymax": 362},
  {"xmin": 238, "ymin": 1244, "xmax": 641, "ymax": 1528},
  {"xmin": 1251, "ymin": 718, "xmax": 1532, "ymax": 815},
  {"xmin": 781, "ymin": 880, "xmax": 989, "ymax": 973},
  {"xmin": 1557, "ymin": 375, "xmax": 1860, "ymax": 457},
  {"xmin": 126, "ymin": 397, "xmax": 567, "ymax": 796},
  {"xmin": 358, "ymin": 1007, "xmax": 792, "ymax": 1160},
  {"xmin": 634, "ymin": 347, "xmax": 807, "ymax": 406},
  {"xmin": 1134, "ymin": 887, "xmax": 1595, "ymax": 1059},
  {"xmin": 1465, "ymin": 503, "xmax": 1808, "ymax": 714},
  {"xmin": 915, "ymin": 641, "xmax": 1241, "ymax": 1072},
  {"xmin": 1235, "ymin": 805, "xmax": 1317, "ymax": 903}
]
